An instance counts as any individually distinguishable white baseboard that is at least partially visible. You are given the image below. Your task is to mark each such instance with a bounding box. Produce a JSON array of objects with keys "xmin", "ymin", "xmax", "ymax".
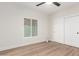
[
  {"xmin": 50, "ymin": 39, "xmax": 79, "ymax": 48},
  {"xmin": 0, "ymin": 40, "xmax": 46, "ymax": 51}
]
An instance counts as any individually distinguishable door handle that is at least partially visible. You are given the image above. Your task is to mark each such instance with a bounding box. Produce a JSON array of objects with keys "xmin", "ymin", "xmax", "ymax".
[{"xmin": 77, "ymin": 32, "xmax": 79, "ymax": 34}]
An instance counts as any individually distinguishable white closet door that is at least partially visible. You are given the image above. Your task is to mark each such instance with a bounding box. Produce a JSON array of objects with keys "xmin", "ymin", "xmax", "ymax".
[{"xmin": 65, "ymin": 16, "xmax": 79, "ymax": 47}]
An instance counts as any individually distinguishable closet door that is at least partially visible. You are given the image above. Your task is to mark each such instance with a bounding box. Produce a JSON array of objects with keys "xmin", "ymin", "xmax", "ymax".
[{"xmin": 65, "ymin": 16, "xmax": 79, "ymax": 47}]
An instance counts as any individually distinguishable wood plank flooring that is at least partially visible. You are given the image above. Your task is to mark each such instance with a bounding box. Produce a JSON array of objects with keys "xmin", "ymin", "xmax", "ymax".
[{"xmin": 0, "ymin": 41, "xmax": 79, "ymax": 56}]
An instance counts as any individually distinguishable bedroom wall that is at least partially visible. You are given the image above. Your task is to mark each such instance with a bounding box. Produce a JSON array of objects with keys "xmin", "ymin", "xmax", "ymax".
[
  {"xmin": 0, "ymin": 2, "xmax": 49, "ymax": 51},
  {"xmin": 50, "ymin": 4, "xmax": 79, "ymax": 44}
]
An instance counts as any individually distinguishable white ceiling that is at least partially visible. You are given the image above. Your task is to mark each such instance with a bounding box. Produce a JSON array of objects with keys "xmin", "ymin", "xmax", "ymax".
[{"xmin": 16, "ymin": 2, "xmax": 79, "ymax": 15}]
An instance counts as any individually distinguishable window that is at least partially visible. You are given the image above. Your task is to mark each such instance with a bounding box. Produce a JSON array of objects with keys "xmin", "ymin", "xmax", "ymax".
[
  {"xmin": 24, "ymin": 18, "xmax": 38, "ymax": 37},
  {"xmin": 24, "ymin": 18, "xmax": 31, "ymax": 37},
  {"xmin": 32, "ymin": 19, "xmax": 37, "ymax": 36}
]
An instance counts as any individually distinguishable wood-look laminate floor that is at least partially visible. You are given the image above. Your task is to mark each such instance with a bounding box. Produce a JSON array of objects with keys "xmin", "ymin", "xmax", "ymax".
[{"xmin": 0, "ymin": 41, "xmax": 79, "ymax": 56}]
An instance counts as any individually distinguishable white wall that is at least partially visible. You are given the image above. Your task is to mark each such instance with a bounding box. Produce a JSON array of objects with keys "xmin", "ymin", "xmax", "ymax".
[
  {"xmin": 0, "ymin": 3, "xmax": 49, "ymax": 51},
  {"xmin": 50, "ymin": 4, "xmax": 79, "ymax": 44}
]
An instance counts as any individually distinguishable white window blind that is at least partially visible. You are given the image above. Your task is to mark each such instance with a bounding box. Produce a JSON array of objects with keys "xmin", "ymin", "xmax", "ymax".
[{"xmin": 24, "ymin": 18, "xmax": 38, "ymax": 37}]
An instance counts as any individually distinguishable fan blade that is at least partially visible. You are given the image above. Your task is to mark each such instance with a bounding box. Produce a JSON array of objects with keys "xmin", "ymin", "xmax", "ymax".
[
  {"xmin": 36, "ymin": 2, "xmax": 46, "ymax": 6},
  {"xmin": 53, "ymin": 2, "xmax": 61, "ymax": 6}
]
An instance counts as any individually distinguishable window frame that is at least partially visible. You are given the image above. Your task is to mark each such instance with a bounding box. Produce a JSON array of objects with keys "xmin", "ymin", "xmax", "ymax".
[{"xmin": 24, "ymin": 18, "xmax": 38, "ymax": 38}]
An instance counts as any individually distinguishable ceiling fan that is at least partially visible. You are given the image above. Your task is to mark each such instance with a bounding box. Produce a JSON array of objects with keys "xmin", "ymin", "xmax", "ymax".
[{"xmin": 36, "ymin": 2, "xmax": 61, "ymax": 7}]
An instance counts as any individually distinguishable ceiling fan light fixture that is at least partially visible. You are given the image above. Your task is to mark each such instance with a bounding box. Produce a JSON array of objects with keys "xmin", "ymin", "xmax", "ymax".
[{"xmin": 46, "ymin": 2, "xmax": 52, "ymax": 4}]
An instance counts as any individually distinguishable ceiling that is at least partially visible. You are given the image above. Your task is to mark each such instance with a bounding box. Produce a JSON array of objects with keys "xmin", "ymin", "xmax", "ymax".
[{"xmin": 17, "ymin": 2, "xmax": 79, "ymax": 15}]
